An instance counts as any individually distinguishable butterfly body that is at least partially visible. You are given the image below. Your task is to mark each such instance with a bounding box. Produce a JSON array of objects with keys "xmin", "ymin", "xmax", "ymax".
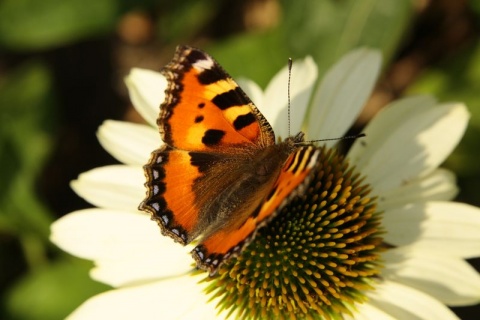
[
  {"xmin": 140, "ymin": 46, "xmax": 319, "ymax": 274},
  {"xmin": 191, "ymin": 133, "xmax": 304, "ymax": 236}
]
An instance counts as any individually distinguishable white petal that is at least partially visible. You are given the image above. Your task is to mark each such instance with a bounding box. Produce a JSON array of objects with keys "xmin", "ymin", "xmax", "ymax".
[
  {"xmin": 90, "ymin": 258, "xmax": 193, "ymax": 288},
  {"xmin": 349, "ymin": 101, "xmax": 469, "ymax": 193},
  {"xmin": 383, "ymin": 201, "xmax": 480, "ymax": 258},
  {"xmin": 236, "ymin": 78, "xmax": 264, "ymax": 111},
  {"xmin": 263, "ymin": 56, "xmax": 318, "ymax": 138},
  {"xmin": 378, "ymin": 168, "xmax": 458, "ymax": 211},
  {"xmin": 67, "ymin": 274, "xmax": 224, "ymax": 320},
  {"xmin": 125, "ymin": 68, "xmax": 166, "ymax": 127},
  {"xmin": 345, "ymin": 302, "xmax": 395, "ymax": 320},
  {"xmin": 307, "ymin": 48, "xmax": 381, "ymax": 144},
  {"xmin": 368, "ymin": 280, "xmax": 459, "ymax": 320},
  {"xmin": 70, "ymin": 165, "xmax": 145, "ymax": 211},
  {"xmin": 349, "ymin": 96, "xmax": 437, "ymax": 165},
  {"xmin": 97, "ymin": 120, "xmax": 160, "ymax": 166},
  {"xmin": 50, "ymin": 209, "xmax": 193, "ymax": 286},
  {"xmin": 383, "ymin": 247, "xmax": 480, "ymax": 306}
]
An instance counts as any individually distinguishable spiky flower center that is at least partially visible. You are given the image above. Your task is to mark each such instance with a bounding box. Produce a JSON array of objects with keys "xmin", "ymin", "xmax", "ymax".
[{"xmin": 203, "ymin": 147, "xmax": 383, "ymax": 320}]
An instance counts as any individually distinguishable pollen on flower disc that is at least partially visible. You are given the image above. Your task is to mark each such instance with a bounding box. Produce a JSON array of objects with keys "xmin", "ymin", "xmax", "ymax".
[{"xmin": 203, "ymin": 147, "xmax": 384, "ymax": 320}]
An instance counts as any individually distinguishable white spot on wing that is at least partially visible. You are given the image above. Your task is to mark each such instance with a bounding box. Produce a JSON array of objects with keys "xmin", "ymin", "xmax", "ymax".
[
  {"xmin": 193, "ymin": 58, "xmax": 215, "ymax": 71},
  {"xmin": 160, "ymin": 213, "xmax": 168, "ymax": 224}
]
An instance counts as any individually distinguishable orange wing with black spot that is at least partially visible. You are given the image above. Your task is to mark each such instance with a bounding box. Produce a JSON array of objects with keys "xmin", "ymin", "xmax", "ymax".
[{"xmin": 159, "ymin": 45, "xmax": 275, "ymax": 151}]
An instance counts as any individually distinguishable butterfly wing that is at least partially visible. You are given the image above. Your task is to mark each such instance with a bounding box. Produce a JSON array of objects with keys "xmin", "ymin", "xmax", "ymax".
[
  {"xmin": 140, "ymin": 146, "xmax": 205, "ymax": 245},
  {"xmin": 141, "ymin": 145, "xmax": 263, "ymax": 245},
  {"xmin": 160, "ymin": 45, "xmax": 275, "ymax": 151},
  {"xmin": 192, "ymin": 146, "xmax": 321, "ymax": 275},
  {"xmin": 140, "ymin": 46, "xmax": 276, "ymax": 245}
]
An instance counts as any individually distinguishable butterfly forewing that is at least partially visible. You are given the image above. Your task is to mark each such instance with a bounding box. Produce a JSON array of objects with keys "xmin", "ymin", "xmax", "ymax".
[{"xmin": 159, "ymin": 45, "xmax": 275, "ymax": 152}]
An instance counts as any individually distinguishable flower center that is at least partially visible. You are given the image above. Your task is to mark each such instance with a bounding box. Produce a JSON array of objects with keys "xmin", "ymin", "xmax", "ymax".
[{"xmin": 202, "ymin": 146, "xmax": 383, "ymax": 319}]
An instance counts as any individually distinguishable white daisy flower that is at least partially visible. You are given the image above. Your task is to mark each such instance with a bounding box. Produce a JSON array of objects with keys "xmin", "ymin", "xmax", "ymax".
[{"xmin": 50, "ymin": 48, "xmax": 480, "ymax": 319}]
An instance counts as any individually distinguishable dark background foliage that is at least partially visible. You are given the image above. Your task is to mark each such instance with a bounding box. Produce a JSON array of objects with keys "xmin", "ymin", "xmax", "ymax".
[{"xmin": 0, "ymin": 0, "xmax": 479, "ymax": 318}]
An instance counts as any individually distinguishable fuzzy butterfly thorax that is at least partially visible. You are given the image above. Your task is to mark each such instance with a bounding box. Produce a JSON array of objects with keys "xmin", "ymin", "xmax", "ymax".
[{"xmin": 139, "ymin": 45, "xmax": 320, "ymax": 275}]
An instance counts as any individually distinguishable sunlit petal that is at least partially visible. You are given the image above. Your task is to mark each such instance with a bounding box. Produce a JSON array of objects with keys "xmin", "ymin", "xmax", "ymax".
[
  {"xmin": 97, "ymin": 120, "xmax": 160, "ymax": 165},
  {"xmin": 368, "ymin": 281, "xmax": 459, "ymax": 320},
  {"xmin": 349, "ymin": 101, "xmax": 469, "ymax": 193},
  {"xmin": 71, "ymin": 165, "xmax": 145, "ymax": 211},
  {"xmin": 125, "ymin": 68, "xmax": 166, "ymax": 127},
  {"xmin": 67, "ymin": 275, "xmax": 223, "ymax": 320},
  {"xmin": 345, "ymin": 303, "xmax": 395, "ymax": 320},
  {"xmin": 383, "ymin": 247, "xmax": 480, "ymax": 306},
  {"xmin": 383, "ymin": 202, "xmax": 480, "ymax": 258},
  {"xmin": 50, "ymin": 209, "xmax": 193, "ymax": 286},
  {"xmin": 308, "ymin": 48, "xmax": 381, "ymax": 143},
  {"xmin": 263, "ymin": 56, "xmax": 318, "ymax": 138},
  {"xmin": 378, "ymin": 168, "xmax": 458, "ymax": 211}
]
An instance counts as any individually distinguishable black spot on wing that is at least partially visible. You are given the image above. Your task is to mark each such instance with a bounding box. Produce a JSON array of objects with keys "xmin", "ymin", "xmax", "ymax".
[
  {"xmin": 182, "ymin": 47, "xmax": 228, "ymax": 85},
  {"xmin": 189, "ymin": 152, "xmax": 220, "ymax": 173},
  {"xmin": 249, "ymin": 203, "xmax": 262, "ymax": 219},
  {"xmin": 202, "ymin": 129, "xmax": 225, "ymax": 146},
  {"xmin": 185, "ymin": 49, "xmax": 208, "ymax": 65},
  {"xmin": 265, "ymin": 187, "xmax": 277, "ymax": 202},
  {"xmin": 198, "ymin": 66, "xmax": 228, "ymax": 85},
  {"xmin": 198, "ymin": 102, "xmax": 205, "ymax": 108},
  {"xmin": 233, "ymin": 112, "xmax": 256, "ymax": 130},
  {"xmin": 194, "ymin": 115, "xmax": 204, "ymax": 123},
  {"xmin": 212, "ymin": 87, "xmax": 249, "ymax": 110}
]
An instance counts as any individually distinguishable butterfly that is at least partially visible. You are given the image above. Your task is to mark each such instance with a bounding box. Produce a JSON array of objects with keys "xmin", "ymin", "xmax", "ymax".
[{"xmin": 139, "ymin": 45, "xmax": 320, "ymax": 275}]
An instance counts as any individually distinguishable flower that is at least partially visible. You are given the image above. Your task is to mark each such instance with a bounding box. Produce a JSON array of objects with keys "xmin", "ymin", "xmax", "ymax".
[{"xmin": 50, "ymin": 48, "xmax": 480, "ymax": 319}]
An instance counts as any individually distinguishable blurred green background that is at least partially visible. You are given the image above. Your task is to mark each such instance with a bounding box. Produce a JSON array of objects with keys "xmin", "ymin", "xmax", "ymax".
[{"xmin": 0, "ymin": 0, "xmax": 479, "ymax": 319}]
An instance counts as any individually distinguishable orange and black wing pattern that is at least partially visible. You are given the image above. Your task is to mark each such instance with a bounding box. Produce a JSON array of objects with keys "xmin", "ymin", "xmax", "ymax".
[
  {"xmin": 159, "ymin": 45, "xmax": 275, "ymax": 151},
  {"xmin": 192, "ymin": 146, "xmax": 320, "ymax": 275}
]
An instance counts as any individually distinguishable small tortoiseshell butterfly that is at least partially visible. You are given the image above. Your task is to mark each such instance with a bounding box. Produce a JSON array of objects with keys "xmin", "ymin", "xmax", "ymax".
[{"xmin": 139, "ymin": 45, "xmax": 320, "ymax": 275}]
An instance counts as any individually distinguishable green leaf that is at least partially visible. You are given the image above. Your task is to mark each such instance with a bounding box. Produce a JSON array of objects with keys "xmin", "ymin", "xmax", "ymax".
[
  {"xmin": 206, "ymin": 32, "xmax": 288, "ymax": 89},
  {"xmin": 158, "ymin": 0, "xmax": 219, "ymax": 42},
  {"xmin": 0, "ymin": 61, "xmax": 56, "ymax": 267},
  {"xmin": 205, "ymin": 0, "xmax": 413, "ymax": 88},
  {"xmin": 5, "ymin": 258, "xmax": 110, "ymax": 320},
  {"xmin": 280, "ymin": 0, "xmax": 413, "ymax": 76},
  {"xmin": 0, "ymin": 0, "xmax": 119, "ymax": 50}
]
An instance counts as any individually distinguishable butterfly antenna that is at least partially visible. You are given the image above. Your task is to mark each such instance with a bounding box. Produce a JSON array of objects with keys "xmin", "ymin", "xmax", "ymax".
[
  {"xmin": 286, "ymin": 57, "xmax": 366, "ymax": 145},
  {"xmin": 306, "ymin": 133, "xmax": 366, "ymax": 144},
  {"xmin": 287, "ymin": 58, "xmax": 293, "ymax": 137}
]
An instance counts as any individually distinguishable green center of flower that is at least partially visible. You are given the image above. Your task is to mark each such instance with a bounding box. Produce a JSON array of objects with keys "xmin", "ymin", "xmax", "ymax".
[{"xmin": 202, "ymin": 146, "xmax": 383, "ymax": 319}]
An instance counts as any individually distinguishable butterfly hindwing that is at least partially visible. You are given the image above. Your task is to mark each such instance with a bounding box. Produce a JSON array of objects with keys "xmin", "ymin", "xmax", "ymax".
[
  {"xmin": 140, "ymin": 146, "xmax": 202, "ymax": 244},
  {"xmin": 141, "ymin": 144, "xmax": 262, "ymax": 244}
]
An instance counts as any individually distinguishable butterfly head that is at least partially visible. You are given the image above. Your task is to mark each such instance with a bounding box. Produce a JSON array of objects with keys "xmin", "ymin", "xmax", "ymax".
[{"xmin": 284, "ymin": 131, "xmax": 305, "ymax": 145}]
